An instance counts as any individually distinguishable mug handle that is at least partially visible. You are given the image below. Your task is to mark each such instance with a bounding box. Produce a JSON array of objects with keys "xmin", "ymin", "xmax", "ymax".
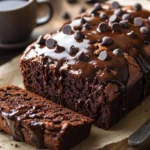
[{"xmin": 36, "ymin": 0, "xmax": 53, "ymax": 26}]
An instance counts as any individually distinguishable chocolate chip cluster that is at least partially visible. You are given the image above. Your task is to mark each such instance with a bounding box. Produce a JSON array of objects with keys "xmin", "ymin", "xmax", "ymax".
[{"xmin": 35, "ymin": 1, "xmax": 150, "ymax": 65}]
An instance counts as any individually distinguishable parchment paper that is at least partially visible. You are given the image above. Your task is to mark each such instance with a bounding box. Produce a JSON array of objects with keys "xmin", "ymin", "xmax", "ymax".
[{"xmin": 0, "ymin": 0, "xmax": 150, "ymax": 149}]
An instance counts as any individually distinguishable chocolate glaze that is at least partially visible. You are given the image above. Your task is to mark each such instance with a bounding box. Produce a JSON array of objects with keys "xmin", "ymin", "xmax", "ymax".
[
  {"xmin": 27, "ymin": 120, "xmax": 44, "ymax": 148},
  {"xmin": 1, "ymin": 112, "xmax": 24, "ymax": 141},
  {"xmin": 23, "ymin": 3, "xmax": 150, "ymax": 87}
]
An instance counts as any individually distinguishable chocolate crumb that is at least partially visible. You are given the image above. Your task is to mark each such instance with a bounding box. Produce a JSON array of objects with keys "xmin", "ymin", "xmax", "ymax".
[
  {"xmin": 62, "ymin": 12, "xmax": 70, "ymax": 20},
  {"xmin": 15, "ymin": 144, "xmax": 19, "ymax": 148}
]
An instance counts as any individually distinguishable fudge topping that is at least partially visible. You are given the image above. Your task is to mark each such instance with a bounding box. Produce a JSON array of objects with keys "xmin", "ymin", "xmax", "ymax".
[{"xmin": 24, "ymin": 2, "xmax": 150, "ymax": 86}]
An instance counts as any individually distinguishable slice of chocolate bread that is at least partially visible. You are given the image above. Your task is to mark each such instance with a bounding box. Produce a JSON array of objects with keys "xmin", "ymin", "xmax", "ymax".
[
  {"xmin": 20, "ymin": 2, "xmax": 150, "ymax": 129},
  {"xmin": 0, "ymin": 86, "xmax": 92, "ymax": 150}
]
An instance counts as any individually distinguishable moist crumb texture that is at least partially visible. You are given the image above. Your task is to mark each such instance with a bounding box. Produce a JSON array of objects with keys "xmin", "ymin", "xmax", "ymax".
[
  {"xmin": 20, "ymin": 2, "xmax": 150, "ymax": 129},
  {"xmin": 0, "ymin": 86, "xmax": 92, "ymax": 150}
]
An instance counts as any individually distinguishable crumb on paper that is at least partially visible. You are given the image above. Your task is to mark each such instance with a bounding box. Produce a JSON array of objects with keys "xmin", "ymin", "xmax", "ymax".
[{"xmin": 15, "ymin": 144, "xmax": 19, "ymax": 148}]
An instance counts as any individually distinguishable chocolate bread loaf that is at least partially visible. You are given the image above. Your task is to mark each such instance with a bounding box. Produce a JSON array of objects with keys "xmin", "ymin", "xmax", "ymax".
[
  {"xmin": 0, "ymin": 86, "xmax": 92, "ymax": 150},
  {"xmin": 20, "ymin": 2, "xmax": 150, "ymax": 129}
]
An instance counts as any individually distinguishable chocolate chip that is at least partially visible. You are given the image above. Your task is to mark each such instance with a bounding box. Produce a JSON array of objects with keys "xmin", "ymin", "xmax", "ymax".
[
  {"xmin": 67, "ymin": 0, "xmax": 77, "ymax": 3},
  {"xmin": 15, "ymin": 144, "xmax": 19, "ymax": 148},
  {"xmin": 134, "ymin": 17, "xmax": 143, "ymax": 26},
  {"xmin": 122, "ymin": 14, "xmax": 131, "ymax": 20},
  {"xmin": 68, "ymin": 45, "xmax": 78, "ymax": 54},
  {"xmin": 109, "ymin": 15, "xmax": 119, "ymax": 23},
  {"xmin": 46, "ymin": 39, "xmax": 56, "ymax": 48},
  {"xmin": 127, "ymin": 30, "xmax": 136, "ymax": 38},
  {"xmin": 98, "ymin": 50, "xmax": 108, "ymax": 61},
  {"xmin": 77, "ymin": 52, "xmax": 89, "ymax": 61},
  {"xmin": 113, "ymin": 48, "xmax": 123, "ymax": 56},
  {"xmin": 101, "ymin": 36, "xmax": 113, "ymax": 46},
  {"xmin": 90, "ymin": 8, "xmax": 99, "ymax": 16},
  {"xmin": 61, "ymin": 12, "xmax": 70, "ymax": 20},
  {"xmin": 62, "ymin": 24, "xmax": 72, "ymax": 35},
  {"xmin": 83, "ymin": 23, "xmax": 92, "ymax": 30},
  {"xmin": 79, "ymin": 7, "xmax": 86, "ymax": 14},
  {"xmin": 140, "ymin": 26, "xmax": 149, "ymax": 34},
  {"xmin": 90, "ymin": 9, "xmax": 99, "ymax": 16},
  {"xmin": 37, "ymin": 35, "xmax": 45, "ymax": 45},
  {"xmin": 114, "ymin": 8, "xmax": 122, "ymax": 16},
  {"xmin": 133, "ymin": 3, "xmax": 142, "ymax": 11},
  {"xmin": 112, "ymin": 22, "xmax": 120, "ymax": 32},
  {"xmin": 80, "ymin": 17, "xmax": 87, "ymax": 24},
  {"xmin": 74, "ymin": 31, "xmax": 85, "ymax": 40},
  {"xmin": 94, "ymin": 3, "xmax": 102, "ymax": 11},
  {"xmin": 98, "ymin": 22, "xmax": 108, "ymax": 32},
  {"xmin": 111, "ymin": 1, "xmax": 120, "ymax": 9},
  {"xmin": 100, "ymin": 12, "xmax": 108, "ymax": 20},
  {"xmin": 119, "ymin": 20, "xmax": 129, "ymax": 28},
  {"xmin": 55, "ymin": 45, "xmax": 65, "ymax": 53}
]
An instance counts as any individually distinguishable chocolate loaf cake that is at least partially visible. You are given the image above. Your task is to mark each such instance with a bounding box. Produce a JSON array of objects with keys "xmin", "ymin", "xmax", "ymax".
[
  {"xmin": 0, "ymin": 86, "xmax": 92, "ymax": 150},
  {"xmin": 20, "ymin": 2, "xmax": 150, "ymax": 129}
]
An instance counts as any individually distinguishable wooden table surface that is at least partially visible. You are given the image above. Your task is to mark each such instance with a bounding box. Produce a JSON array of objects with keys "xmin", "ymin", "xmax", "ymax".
[{"xmin": 0, "ymin": 0, "xmax": 150, "ymax": 149}]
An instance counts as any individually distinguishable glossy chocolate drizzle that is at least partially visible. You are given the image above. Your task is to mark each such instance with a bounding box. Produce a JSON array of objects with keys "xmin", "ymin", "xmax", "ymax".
[{"xmin": 24, "ymin": 3, "xmax": 150, "ymax": 87}]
